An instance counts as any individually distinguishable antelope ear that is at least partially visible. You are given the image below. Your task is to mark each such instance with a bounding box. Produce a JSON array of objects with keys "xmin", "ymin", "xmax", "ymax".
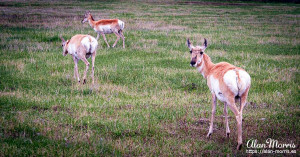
[
  {"xmin": 60, "ymin": 35, "xmax": 65, "ymax": 42},
  {"xmin": 187, "ymin": 38, "xmax": 193, "ymax": 51},
  {"xmin": 203, "ymin": 38, "xmax": 207, "ymax": 50}
]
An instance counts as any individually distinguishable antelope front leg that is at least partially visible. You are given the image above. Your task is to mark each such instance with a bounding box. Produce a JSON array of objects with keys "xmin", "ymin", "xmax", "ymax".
[
  {"xmin": 81, "ymin": 57, "xmax": 90, "ymax": 84},
  {"xmin": 207, "ymin": 94, "xmax": 217, "ymax": 138},
  {"xmin": 96, "ymin": 33, "xmax": 100, "ymax": 40},
  {"xmin": 72, "ymin": 56, "xmax": 80, "ymax": 83},
  {"xmin": 101, "ymin": 33, "xmax": 110, "ymax": 48},
  {"xmin": 224, "ymin": 102, "xmax": 230, "ymax": 138}
]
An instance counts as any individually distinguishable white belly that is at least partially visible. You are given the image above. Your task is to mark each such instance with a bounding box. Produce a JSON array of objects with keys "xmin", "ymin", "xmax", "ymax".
[
  {"xmin": 209, "ymin": 76, "xmax": 227, "ymax": 102},
  {"xmin": 97, "ymin": 25, "xmax": 113, "ymax": 34}
]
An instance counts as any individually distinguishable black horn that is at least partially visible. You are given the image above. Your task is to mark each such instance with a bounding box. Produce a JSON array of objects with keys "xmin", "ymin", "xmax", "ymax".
[
  {"xmin": 203, "ymin": 38, "xmax": 207, "ymax": 48},
  {"xmin": 187, "ymin": 38, "xmax": 191, "ymax": 47}
]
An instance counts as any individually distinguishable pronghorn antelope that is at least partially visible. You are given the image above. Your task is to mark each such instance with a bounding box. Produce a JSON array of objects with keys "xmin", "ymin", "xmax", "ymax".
[
  {"xmin": 187, "ymin": 38, "xmax": 251, "ymax": 150},
  {"xmin": 60, "ymin": 34, "xmax": 98, "ymax": 84},
  {"xmin": 81, "ymin": 11, "xmax": 125, "ymax": 48}
]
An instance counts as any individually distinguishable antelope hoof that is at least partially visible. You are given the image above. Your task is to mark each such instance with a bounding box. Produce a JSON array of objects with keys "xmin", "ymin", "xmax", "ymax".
[
  {"xmin": 226, "ymin": 133, "xmax": 230, "ymax": 138},
  {"xmin": 237, "ymin": 143, "xmax": 242, "ymax": 150},
  {"xmin": 207, "ymin": 133, "xmax": 211, "ymax": 138}
]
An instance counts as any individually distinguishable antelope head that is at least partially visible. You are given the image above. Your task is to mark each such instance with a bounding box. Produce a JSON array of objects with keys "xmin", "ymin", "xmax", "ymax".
[
  {"xmin": 187, "ymin": 38, "xmax": 207, "ymax": 67},
  {"xmin": 81, "ymin": 11, "xmax": 91, "ymax": 24},
  {"xmin": 60, "ymin": 36, "xmax": 69, "ymax": 56}
]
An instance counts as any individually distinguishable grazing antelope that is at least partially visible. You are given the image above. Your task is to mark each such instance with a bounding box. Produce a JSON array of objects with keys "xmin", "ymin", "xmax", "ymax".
[
  {"xmin": 187, "ymin": 38, "xmax": 251, "ymax": 150},
  {"xmin": 81, "ymin": 11, "xmax": 125, "ymax": 48},
  {"xmin": 60, "ymin": 34, "xmax": 98, "ymax": 84}
]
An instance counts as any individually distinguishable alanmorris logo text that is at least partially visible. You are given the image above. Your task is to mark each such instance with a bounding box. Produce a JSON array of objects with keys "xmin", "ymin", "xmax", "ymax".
[
  {"xmin": 246, "ymin": 138, "xmax": 297, "ymax": 154},
  {"xmin": 247, "ymin": 138, "xmax": 296, "ymax": 149}
]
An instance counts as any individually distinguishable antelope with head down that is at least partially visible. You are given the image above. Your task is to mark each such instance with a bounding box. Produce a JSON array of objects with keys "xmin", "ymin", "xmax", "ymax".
[
  {"xmin": 187, "ymin": 38, "xmax": 251, "ymax": 150},
  {"xmin": 81, "ymin": 11, "xmax": 125, "ymax": 48},
  {"xmin": 60, "ymin": 34, "xmax": 98, "ymax": 84}
]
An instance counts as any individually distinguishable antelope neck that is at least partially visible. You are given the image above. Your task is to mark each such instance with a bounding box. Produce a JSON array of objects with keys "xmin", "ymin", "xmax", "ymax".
[
  {"xmin": 88, "ymin": 16, "xmax": 96, "ymax": 28},
  {"xmin": 196, "ymin": 54, "xmax": 215, "ymax": 79}
]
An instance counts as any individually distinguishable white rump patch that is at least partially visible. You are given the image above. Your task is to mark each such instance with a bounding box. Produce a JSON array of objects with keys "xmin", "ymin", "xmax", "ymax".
[
  {"xmin": 81, "ymin": 36, "xmax": 98, "ymax": 54},
  {"xmin": 118, "ymin": 20, "xmax": 125, "ymax": 30},
  {"xmin": 223, "ymin": 70, "xmax": 251, "ymax": 96},
  {"xmin": 223, "ymin": 70, "xmax": 239, "ymax": 96},
  {"xmin": 237, "ymin": 70, "xmax": 251, "ymax": 95}
]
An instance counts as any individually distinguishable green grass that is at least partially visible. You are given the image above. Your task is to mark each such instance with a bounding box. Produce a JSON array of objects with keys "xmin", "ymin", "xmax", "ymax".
[{"xmin": 0, "ymin": 0, "xmax": 299, "ymax": 156}]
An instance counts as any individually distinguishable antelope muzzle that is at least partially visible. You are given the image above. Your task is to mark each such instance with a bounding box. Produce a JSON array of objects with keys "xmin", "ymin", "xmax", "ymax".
[{"xmin": 190, "ymin": 56, "xmax": 197, "ymax": 67}]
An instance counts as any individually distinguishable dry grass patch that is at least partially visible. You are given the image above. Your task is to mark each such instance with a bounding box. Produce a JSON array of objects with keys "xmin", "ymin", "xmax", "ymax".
[
  {"xmin": 129, "ymin": 20, "xmax": 188, "ymax": 31},
  {"xmin": 0, "ymin": 91, "xmax": 16, "ymax": 97},
  {"xmin": 1, "ymin": 60, "xmax": 25, "ymax": 72},
  {"xmin": 262, "ymin": 67, "xmax": 298, "ymax": 83},
  {"xmin": 270, "ymin": 55, "xmax": 300, "ymax": 61},
  {"xmin": 0, "ymin": 6, "xmax": 85, "ymax": 28}
]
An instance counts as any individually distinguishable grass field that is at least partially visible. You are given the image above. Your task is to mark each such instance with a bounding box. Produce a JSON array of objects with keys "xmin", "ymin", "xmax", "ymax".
[{"xmin": 0, "ymin": 0, "xmax": 299, "ymax": 156}]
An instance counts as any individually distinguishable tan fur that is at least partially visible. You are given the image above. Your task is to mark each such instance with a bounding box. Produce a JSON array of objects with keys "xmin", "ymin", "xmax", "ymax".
[
  {"xmin": 66, "ymin": 34, "xmax": 89, "ymax": 49},
  {"xmin": 94, "ymin": 19, "xmax": 119, "ymax": 27},
  {"xmin": 88, "ymin": 16, "xmax": 120, "ymax": 31}
]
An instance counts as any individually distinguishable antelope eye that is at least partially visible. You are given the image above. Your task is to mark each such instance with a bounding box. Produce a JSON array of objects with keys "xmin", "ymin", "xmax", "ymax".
[
  {"xmin": 200, "ymin": 52, "xmax": 203, "ymax": 55},
  {"xmin": 189, "ymin": 50, "xmax": 192, "ymax": 53}
]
